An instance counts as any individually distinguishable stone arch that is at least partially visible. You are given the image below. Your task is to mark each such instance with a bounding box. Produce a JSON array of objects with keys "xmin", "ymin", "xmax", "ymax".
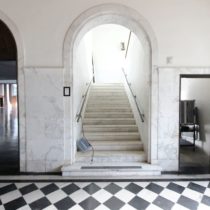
[
  {"xmin": 63, "ymin": 3, "xmax": 158, "ymax": 165},
  {"xmin": 0, "ymin": 10, "xmax": 26, "ymax": 171}
]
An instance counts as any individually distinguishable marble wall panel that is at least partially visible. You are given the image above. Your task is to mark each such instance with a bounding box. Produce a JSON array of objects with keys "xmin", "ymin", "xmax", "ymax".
[
  {"xmin": 24, "ymin": 67, "xmax": 64, "ymax": 172},
  {"xmin": 158, "ymin": 67, "xmax": 210, "ymax": 171}
]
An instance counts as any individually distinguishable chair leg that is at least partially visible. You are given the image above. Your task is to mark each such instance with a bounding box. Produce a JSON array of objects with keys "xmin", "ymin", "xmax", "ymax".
[{"xmin": 193, "ymin": 126, "xmax": 196, "ymax": 151}]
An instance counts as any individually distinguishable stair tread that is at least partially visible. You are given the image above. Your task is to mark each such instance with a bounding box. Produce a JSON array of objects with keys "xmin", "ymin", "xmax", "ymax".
[
  {"xmin": 85, "ymin": 114, "xmax": 133, "ymax": 118},
  {"xmin": 84, "ymin": 118, "xmax": 135, "ymax": 120},
  {"xmin": 89, "ymin": 140, "xmax": 142, "ymax": 145},
  {"xmin": 86, "ymin": 104, "xmax": 130, "ymax": 106},
  {"xmin": 87, "ymin": 103, "xmax": 130, "ymax": 105},
  {"xmin": 86, "ymin": 109, "xmax": 131, "ymax": 111},
  {"xmin": 83, "ymin": 125, "xmax": 139, "ymax": 132},
  {"xmin": 84, "ymin": 125, "xmax": 138, "ymax": 127},
  {"xmin": 84, "ymin": 125, "xmax": 137, "ymax": 128},
  {"xmin": 88, "ymin": 98, "xmax": 129, "ymax": 103},
  {"xmin": 86, "ymin": 110, "xmax": 132, "ymax": 114},
  {"xmin": 77, "ymin": 150, "xmax": 145, "ymax": 157},
  {"xmin": 86, "ymin": 132, "xmax": 139, "ymax": 135},
  {"xmin": 84, "ymin": 119, "xmax": 136, "ymax": 125}
]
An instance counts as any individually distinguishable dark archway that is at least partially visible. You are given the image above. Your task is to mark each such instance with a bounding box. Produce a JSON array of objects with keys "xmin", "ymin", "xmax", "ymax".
[{"xmin": 0, "ymin": 19, "xmax": 19, "ymax": 174}]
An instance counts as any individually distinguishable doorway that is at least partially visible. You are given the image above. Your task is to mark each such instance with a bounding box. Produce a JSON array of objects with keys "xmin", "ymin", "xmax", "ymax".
[
  {"xmin": 63, "ymin": 4, "xmax": 159, "ymax": 166},
  {"xmin": 72, "ymin": 23, "xmax": 150, "ymax": 165},
  {"xmin": 0, "ymin": 20, "xmax": 19, "ymax": 174},
  {"xmin": 179, "ymin": 75, "xmax": 210, "ymax": 174}
]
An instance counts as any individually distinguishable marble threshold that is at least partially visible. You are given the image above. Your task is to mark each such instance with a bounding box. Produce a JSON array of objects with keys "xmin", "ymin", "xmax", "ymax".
[{"xmin": 62, "ymin": 162, "xmax": 162, "ymax": 177}]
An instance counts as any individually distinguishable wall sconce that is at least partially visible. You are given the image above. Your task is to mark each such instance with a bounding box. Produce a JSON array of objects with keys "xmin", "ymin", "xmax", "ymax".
[{"xmin": 120, "ymin": 42, "xmax": 125, "ymax": 51}]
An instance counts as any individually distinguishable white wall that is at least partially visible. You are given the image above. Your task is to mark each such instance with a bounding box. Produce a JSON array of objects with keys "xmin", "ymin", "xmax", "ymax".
[
  {"xmin": 124, "ymin": 32, "xmax": 150, "ymax": 157},
  {"xmin": 73, "ymin": 32, "xmax": 93, "ymax": 143},
  {"xmin": 1, "ymin": 0, "xmax": 210, "ymax": 66},
  {"xmin": 92, "ymin": 24, "xmax": 129, "ymax": 83},
  {"xmin": 181, "ymin": 78, "xmax": 210, "ymax": 156}
]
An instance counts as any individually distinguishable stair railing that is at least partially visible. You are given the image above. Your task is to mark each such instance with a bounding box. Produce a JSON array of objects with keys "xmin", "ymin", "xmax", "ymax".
[
  {"xmin": 123, "ymin": 31, "xmax": 145, "ymax": 123},
  {"xmin": 122, "ymin": 69, "xmax": 145, "ymax": 123},
  {"xmin": 76, "ymin": 77, "xmax": 93, "ymax": 123},
  {"xmin": 125, "ymin": 31, "xmax": 132, "ymax": 59},
  {"xmin": 92, "ymin": 55, "xmax": 95, "ymax": 83},
  {"xmin": 76, "ymin": 53, "xmax": 95, "ymax": 122}
]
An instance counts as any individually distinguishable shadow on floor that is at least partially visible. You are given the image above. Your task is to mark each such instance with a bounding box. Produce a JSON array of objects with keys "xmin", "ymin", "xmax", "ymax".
[{"xmin": 179, "ymin": 139, "xmax": 210, "ymax": 174}]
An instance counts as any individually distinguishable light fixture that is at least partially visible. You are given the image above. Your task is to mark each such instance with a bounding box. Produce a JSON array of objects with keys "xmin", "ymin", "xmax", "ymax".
[{"xmin": 120, "ymin": 42, "xmax": 125, "ymax": 51}]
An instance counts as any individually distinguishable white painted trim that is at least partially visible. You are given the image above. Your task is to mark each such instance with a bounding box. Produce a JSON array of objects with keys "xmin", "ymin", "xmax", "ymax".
[
  {"xmin": 0, "ymin": 10, "xmax": 26, "ymax": 171},
  {"xmin": 63, "ymin": 3, "xmax": 159, "ymax": 165}
]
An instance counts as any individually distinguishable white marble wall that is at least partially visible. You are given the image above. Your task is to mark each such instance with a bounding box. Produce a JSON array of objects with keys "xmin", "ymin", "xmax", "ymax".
[
  {"xmin": 21, "ymin": 66, "xmax": 210, "ymax": 172},
  {"xmin": 24, "ymin": 67, "xmax": 64, "ymax": 172},
  {"xmin": 158, "ymin": 67, "xmax": 210, "ymax": 171}
]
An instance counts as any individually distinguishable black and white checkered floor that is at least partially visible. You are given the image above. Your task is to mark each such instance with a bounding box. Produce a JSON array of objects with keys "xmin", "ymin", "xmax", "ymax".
[{"xmin": 1, "ymin": 181, "xmax": 210, "ymax": 210}]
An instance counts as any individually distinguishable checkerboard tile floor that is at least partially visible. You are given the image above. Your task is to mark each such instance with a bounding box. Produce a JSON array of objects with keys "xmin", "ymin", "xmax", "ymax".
[{"xmin": 1, "ymin": 181, "xmax": 210, "ymax": 209}]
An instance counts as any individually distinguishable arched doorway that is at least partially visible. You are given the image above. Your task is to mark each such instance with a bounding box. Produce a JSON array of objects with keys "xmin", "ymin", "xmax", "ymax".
[
  {"xmin": 0, "ymin": 20, "xmax": 18, "ymax": 174},
  {"xmin": 0, "ymin": 11, "xmax": 25, "ymax": 173},
  {"xmin": 63, "ymin": 4, "xmax": 158, "ymax": 167}
]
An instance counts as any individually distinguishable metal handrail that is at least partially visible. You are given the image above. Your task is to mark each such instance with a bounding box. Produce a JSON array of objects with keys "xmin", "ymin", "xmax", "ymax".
[
  {"xmin": 122, "ymin": 68, "xmax": 145, "ymax": 122},
  {"xmin": 125, "ymin": 31, "xmax": 132, "ymax": 59},
  {"xmin": 92, "ymin": 55, "xmax": 95, "ymax": 83},
  {"xmin": 76, "ymin": 78, "xmax": 93, "ymax": 122}
]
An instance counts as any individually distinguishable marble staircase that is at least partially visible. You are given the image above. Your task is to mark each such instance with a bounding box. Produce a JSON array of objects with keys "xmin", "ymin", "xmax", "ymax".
[
  {"xmin": 62, "ymin": 83, "xmax": 161, "ymax": 177},
  {"xmin": 82, "ymin": 83, "xmax": 144, "ymax": 158}
]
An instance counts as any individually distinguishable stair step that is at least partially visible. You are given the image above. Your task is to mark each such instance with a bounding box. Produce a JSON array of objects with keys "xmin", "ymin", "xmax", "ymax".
[
  {"xmin": 86, "ymin": 108, "xmax": 132, "ymax": 112},
  {"xmin": 87, "ymin": 102, "xmax": 130, "ymax": 106},
  {"xmin": 91, "ymin": 88, "xmax": 124, "ymax": 91},
  {"xmin": 62, "ymin": 162, "xmax": 162, "ymax": 177},
  {"xmin": 83, "ymin": 118, "xmax": 136, "ymax": 125},
  {"xmin": 91, "ymin": 88, "xmax": 124, "ymax": 90},
  {"xmin": 88, "ymin": 97, "xmax": 129, "ymax": 103},
  {"xmin": 83, "ymin": 125, "xmax": 138, "ymax": 132},
  {"xmin": 89, "ymin": 93, "xmax": 126, "ymax": 96},
  {"xmin": 85, "ymin": 112, "xmax": 133, "ymax": 118},
  {"xmin": 92, "ymin": 83, "xmax": 123, "ymax": 85},
  {"xmin": 76, "ymin": 151, "xmax": 146, "ymax": 163},
  {"xmin": 89, "ymin": 140, "xmax": 143, "ymax": 151},
  {"xmin": 85, "ymin": 132, "xmax": 140, "ymax": 140},
  {"xmin": 86, "ymin": 105, "xmax": 131, "ymax": 109},
  {"xmin": 91, "ymin": 85, "xmax": 124, "ymax": 88},
  {"xmin": 88, "ymin": 97, "xmax": 128, "ymax": 100}
]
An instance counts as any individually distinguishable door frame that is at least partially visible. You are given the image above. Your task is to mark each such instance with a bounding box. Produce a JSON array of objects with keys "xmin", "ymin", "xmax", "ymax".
[
  {"xmin": 0, "ymin": 10, "xmax": 25, "ymax": 172},
  {"xmin": 179, "ymin": 74, "xmax": 210, "ymax": 172}
]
